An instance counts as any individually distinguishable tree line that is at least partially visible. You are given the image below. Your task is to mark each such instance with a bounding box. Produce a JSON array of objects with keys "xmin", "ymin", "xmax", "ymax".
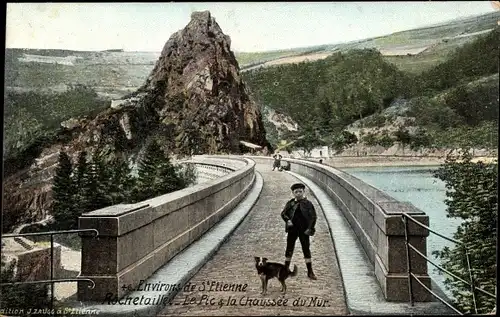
[{"xmin": 51, "ymin": 139, "xmax": 197, "ymax": 231}]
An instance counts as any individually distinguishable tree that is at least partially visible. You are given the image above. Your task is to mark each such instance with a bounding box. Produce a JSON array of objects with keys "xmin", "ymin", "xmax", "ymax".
[
  {"xmin": 156, "ymin": 152, "xmax": 184, "ymax": 195},
  {"xmin": 81, "ymin": 149, "xmax": 112, "ymax": 213},
  {"xmin": 315, "ymin": 99, "xmax": 334, "ymax": 133},
  {"xmin": 362, "ymin": 132, "xmax": 378, "ymax": 147},
  {"xmin": 409, "ymin": 128, "xmax": 432, "ymax": 151},
  {"xmin": 133, "ymin": 140, "xmax": 163, "ymax": 201},
  {"xmin": 331, "ymin": 130, "xmax": 358, "ymax": 153},
  {"xmin": 414, "ymin": 28, "xmax": 499, "ymax": 95},
  {"xmin": 178, "ymin": 119, "xmax": 203, "ymax": 155},
  {"xmin": 432, "ymin": 152, "xmax": 497, "ymax": 314},
  {"xmin": 376, "ymin": 130, "xmax": 394, "ymax": 149},
  {"xmin": 294, "ymin": 122, "xmax": 326, "ymax": 157},
  {"xmin": 51, "ymin": 151, "xmax": 77, "ymax": 230},
  {"xmin": 394, "ymin": 126, "xmax": 411, "ymax": 155},
  {"xmin": 444, "ymin": 82, "xmax": 499, "ymax": 127},
  {"xmin": 176, "ymin": 163, "xmax": 198, "ymax": 188},
  {"xmin": 74, "ymin": 151, "xmax": 88, "ymax": 189},
  {"xmin": 132, "ymin": 139, "xmax": 198, "ymax": 202},
  {"xmin": 108, "ymin": 154, "xmax": 136, "ymax": 204}
]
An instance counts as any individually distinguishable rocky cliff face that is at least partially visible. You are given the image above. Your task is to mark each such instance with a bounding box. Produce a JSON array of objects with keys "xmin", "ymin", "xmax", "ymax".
[
  {"xmin": 2, "ymin": 11, "xmax": 270, "ymax": 231},
  {"xmin": 133, "ymin": 10, "xmax": 270, "ymax": 154}
]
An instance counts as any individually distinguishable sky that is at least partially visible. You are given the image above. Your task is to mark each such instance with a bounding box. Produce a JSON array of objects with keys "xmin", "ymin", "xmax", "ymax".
[{"xmin": 5, "ymin": 2, "xmax": 498, "ymax": 52}]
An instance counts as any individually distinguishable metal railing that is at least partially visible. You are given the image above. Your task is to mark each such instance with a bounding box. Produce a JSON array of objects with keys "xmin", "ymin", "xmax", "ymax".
[
  {"xmin": 402, "ymin": 212, "xmax": 496, "ymax": 315},
  {"xmin": 1, "ymin": 229, "xmax": 99, "ymax": 311}
]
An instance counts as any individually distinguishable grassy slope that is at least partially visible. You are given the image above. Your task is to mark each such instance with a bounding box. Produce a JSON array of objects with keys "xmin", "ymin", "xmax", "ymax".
[{"xmin": 237, "ymin": 11, "xmax": 500, "ymax": 73}]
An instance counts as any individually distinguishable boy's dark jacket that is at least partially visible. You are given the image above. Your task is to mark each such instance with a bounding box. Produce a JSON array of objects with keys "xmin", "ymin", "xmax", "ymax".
[{"xmin": 280, "ymin": 198, "xmax": 317, "ymax": 235}]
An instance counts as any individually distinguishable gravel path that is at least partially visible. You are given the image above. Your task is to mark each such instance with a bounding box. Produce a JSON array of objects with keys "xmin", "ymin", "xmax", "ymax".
[
  {"xmin": 159, "ymin": 164, "xmax": 347, "ymax": 316},
  {"xmin": 54, "ymin": 245, "xmax": 81, "ymax": 300}
]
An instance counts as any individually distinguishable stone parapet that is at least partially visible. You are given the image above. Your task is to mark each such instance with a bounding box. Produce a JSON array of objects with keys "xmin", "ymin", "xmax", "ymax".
[
  {"xmin": 77, "ymin": 157, "xmax": 255, "ymax": 302},
  {"xmin": 244, "ymin": 155, "xmax": 432, "ymax": 302}
]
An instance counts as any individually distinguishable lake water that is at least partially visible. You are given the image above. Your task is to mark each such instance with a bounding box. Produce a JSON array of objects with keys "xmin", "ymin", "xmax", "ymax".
[{"xmin": 340, "ymin": 165, "xmax": 463, "ymax": 299}]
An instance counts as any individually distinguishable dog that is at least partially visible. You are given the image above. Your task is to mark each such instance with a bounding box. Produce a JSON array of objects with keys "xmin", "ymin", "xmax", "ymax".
[{"xmin": 254, "ymin": 256, "xmax": 297, "ymax": 295}]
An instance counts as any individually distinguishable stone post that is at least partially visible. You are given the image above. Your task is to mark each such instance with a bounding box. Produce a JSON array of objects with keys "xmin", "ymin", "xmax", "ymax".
[
  {"xmin": 77, "ymin": 204, "xmax": 153, "ymax": 302},
  {"xmin": 374, "ymin": 202, "xmax": 433, "ymax": 302}
]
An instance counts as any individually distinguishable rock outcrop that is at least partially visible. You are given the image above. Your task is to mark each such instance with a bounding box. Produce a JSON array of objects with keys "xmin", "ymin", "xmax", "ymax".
[
  {"xmin": 2, "ymin": 11, "xmax": 270, "ymax": 232},
  {"xmin": 265, "ymin": 107, "xmax": 299, "ymax": 134},
  {"xmin": 136, "ymin": 10, "xmax": 270, "ymax": 153}
]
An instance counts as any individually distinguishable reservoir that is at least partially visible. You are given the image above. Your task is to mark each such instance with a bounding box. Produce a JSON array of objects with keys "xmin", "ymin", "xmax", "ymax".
[{"xmin": 340, "ymin": 165, "xmax": 463, "ymax": 299}]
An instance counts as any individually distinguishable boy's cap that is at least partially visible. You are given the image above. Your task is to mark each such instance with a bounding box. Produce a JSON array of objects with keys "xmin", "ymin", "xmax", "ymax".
[{"xmin": 290, "ymin": 183, "xmax": 306, "ymax": 191}]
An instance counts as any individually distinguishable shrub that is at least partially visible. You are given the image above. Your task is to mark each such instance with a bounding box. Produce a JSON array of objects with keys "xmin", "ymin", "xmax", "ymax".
[
  {"xmin": 331, "ymin": 130, "xmax": 358, "ymax": 151},
  {"xmin": 0, "ymin": 256, "xmax": 50, "ymax": 312},
  {"xmin": 376, "ymin": 131, "xmax": 394, "ymax": 149},
  {"xmin": 362, "ymin": 132, "xmax": 378, "ymax": 147}
]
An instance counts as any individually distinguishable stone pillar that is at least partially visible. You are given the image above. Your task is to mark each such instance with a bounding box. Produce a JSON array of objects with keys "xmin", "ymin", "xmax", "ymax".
[{"xmin": 374, "ymin": 202, "xmax": 433, "ymax": 302}]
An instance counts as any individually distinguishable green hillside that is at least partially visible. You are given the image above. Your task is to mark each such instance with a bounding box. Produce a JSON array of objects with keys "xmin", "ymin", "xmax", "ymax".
[{"xmin": 243, "ymin": 27, "xmax": 499, "ymax": 152}]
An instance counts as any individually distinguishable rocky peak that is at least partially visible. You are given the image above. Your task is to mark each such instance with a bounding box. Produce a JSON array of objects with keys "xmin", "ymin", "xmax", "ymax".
[
  {"xmin": 3, "ymin": 11, "xmax": 270, "ymax": 232},
  {"xmin": 136, "ymin": 10, "xmax": 270, "ymax": 154}
]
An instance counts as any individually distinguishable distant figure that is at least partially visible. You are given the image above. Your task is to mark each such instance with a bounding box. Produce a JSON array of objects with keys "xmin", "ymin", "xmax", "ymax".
[
  {"xmin": 272, "ymin": 154, "xmax": 282, "ymax": 171},
  {"xmin": 319, "ymin": 159, "xmax": 323, "ymax": 164},
  {"xmin": 282, "ymin": 161, "xmax": 291, "ymax": 171}
]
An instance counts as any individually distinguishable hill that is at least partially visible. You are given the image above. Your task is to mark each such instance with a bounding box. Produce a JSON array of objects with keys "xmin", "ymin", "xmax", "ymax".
[
  {"xmin": 3, "ymin": 10, "xmax": 499, "ymax": 160},
  {"xmin": 240, "ymin": 11, "xmax": 500, "ymax": 73},
  {"xmin": 5, "ymin": 11, "xmax": 499, "ymax": 99},
  {"xmin": 242, "ymin": 26, "xmax": 499, "ymax": 155}
]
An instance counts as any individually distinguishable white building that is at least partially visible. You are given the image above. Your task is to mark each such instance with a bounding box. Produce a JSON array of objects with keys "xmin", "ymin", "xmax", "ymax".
[{"xmin": 290, "ymin": 145, "xmax": 330, "ymax": 158}]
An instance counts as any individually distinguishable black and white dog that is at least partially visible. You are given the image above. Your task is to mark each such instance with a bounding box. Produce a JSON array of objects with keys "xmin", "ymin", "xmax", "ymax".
[{"xmin": 254, "ymin": 256, "xmax": 297, "ymax": 295}]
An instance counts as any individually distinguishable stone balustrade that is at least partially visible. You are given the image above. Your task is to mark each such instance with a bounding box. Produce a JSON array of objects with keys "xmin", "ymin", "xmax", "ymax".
[
  {"xmin": 244, "ymin": 155, "xmax": 432, "ymax": 302},
  {"xmin": 77, "ymin": 154, "xmax": 433, "ymax": 303},
  {"xmin": 189, "ymin": 162, "xmax": 235, "ymax": 183},
  {"xmin": 77, "ymin": 157, "xmax": 256, "ymax": 302}
]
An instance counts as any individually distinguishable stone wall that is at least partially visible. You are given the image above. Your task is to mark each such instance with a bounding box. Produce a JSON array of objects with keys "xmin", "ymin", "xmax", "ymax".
[
  {"xmin": 77, "ymin": 157, "xmax": 256, "ymax": 302},
  {"xmin": 2, "ymin": 237, "xmax": 61, "ymax": 282},
  {"xmin": 245, "ymin": 155, "xmax": 432, "ymax": 302}
]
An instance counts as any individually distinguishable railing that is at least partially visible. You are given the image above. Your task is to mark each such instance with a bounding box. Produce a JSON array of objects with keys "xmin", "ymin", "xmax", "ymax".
[
  {"xmin": 190, "ymin": 162, "xmax": 235, "ymax": 172},
  {"xmin": 1, "ymin": 229, "xmax": 99, "ymax": 311},
  {"xmin": 402, "ymin": 212, "xmax": 496, "ymax": 314}
]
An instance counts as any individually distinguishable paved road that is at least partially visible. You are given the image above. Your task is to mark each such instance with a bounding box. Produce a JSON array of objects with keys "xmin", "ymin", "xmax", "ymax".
[{"xmin": 159, "ymin": 163, "xmax": 347, "ymax": 316}]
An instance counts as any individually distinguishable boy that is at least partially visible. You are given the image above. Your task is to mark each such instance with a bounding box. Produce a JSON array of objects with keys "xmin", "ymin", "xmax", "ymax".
[{"xmin": 280, "ymin": 183, "xmax": 317, "ymax": 280}]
